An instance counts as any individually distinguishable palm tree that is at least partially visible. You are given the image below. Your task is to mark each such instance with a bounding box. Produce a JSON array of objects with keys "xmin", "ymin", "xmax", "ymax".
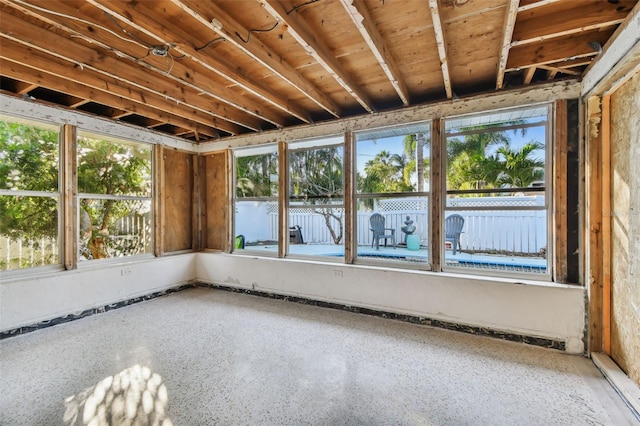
[
  {"xmin": 403, "ymin": 133, "xmax": 429, "ymax": 191},
  {"xmin": 497, "ymin": 142, "xmax": 545, "ymax": 188}
]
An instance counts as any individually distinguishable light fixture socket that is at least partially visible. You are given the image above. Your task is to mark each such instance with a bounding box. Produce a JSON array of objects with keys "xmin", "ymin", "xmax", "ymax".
[{"xmin": 151, "ymin": 45, "xmax": 169, "ymax": 57}]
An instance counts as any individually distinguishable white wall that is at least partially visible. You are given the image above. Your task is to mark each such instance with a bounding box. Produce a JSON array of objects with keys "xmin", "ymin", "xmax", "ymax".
[
  {"xmin": 0, "ymin": 254, "xmax": 197, "ymax": 332},
  {"xmin": 197, "ymin": 253, "xmax": 586, "ymax": 354}
]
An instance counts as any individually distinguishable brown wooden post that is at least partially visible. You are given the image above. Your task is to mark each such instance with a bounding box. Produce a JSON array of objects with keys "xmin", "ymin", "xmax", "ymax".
[
  {"xmin": 430, "ymin": 118, "xmax": 443, "ymax": 271},
  {"xmin": 344, "ymin": 131, "xmax": 354, "ymax": 264},
  {"xmin": 554, "ymin": 100, "xmax": 568, "ymax": 283},
  {"xmin": 62, "ymin": 124, "xmax": 77, "ymax": 270},
  {"xmin": 153, "ymin": 145, "xmax": 165, "ymax": 257},
  {"xmin": 586, "ymin": 95, "xmax": 604, "ymax": 353},
  {"xmin": 278, "ymin": 141, "xmax": 288, "ymax": 258}
]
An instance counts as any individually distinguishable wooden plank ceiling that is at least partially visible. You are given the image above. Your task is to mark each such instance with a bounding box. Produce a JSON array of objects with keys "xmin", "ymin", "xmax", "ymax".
[{"xmin": 0, "ymin": 0, "xmax": 636, "ymax": 142}]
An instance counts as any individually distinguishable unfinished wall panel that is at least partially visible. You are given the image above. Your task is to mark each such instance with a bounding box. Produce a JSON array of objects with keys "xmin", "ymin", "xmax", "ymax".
[
  {"xmin": 163, "ymin": 149, "xmax": 194, "ymax": 252},
  {"xmin": 610, "ymin": 70, "xmax": 640, "ymax": 386},
  {"xmin": 203, "ymin": 152, "xmax": 230, "ymax": 251}
]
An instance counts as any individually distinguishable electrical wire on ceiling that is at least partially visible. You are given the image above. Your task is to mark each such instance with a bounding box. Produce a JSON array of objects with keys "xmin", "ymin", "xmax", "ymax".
[
  {"xmin": 235, "ymin": 21, "xmax": 279, "ymax": 43},
  {"xmin": 287, "ymin": 0, "xmax": 320, "ymax": 14},
  {"xmin": 11, "ymin": 0, "xmax": 147, "ymax": 49},
  {"xmin": 195, "ymin": 37, "xmax": 226, "ymax": 52}
]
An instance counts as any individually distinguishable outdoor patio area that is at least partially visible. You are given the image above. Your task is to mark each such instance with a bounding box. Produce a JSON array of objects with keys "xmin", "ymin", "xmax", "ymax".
[{"xmin": 241, "ymin": 242, "xmax": 547, "ymax": 274}]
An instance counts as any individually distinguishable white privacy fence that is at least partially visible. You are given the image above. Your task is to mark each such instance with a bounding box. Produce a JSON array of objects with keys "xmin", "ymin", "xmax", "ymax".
[{"xmin": 236, "ymin": 195, "xmax": 547, "ymax": 254}]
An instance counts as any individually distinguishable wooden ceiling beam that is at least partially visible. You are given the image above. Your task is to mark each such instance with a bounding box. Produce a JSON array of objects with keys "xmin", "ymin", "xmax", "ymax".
[
  {"xmin": 537, "ymin": 64, "xmax": 581, "ymax": 76},
  {"xmin": 0, "ymin": 57, "xmax": 220, "ymax": 138},
  {"xmin": 513, "ymin": 2, "xmax": 629, "ymax": 47},
  {"xmin": 496, "ymin": 0, "xmax": 520, "ymax": 90},
  {"xmin": 8, "ymin": 0, "xmax": 281, "ymax": 130},
  {"xmin": 506, "ymin": 29, "xmax": 612, "ymax": 71},
  {"xmin": 517, "ymin": 0, "xmax": 561, "ymax": 13},
  {"xmin": 339, "ymin": 0, "xmax": 410, "ymax": 106},
  {"xmin": 523, "ymin": 67, "xmax": 536, "ymax": 84},
  {"xmin": 0, "ymin": 5, "xmax": 251, "ymax": 134},
  {"xmin": 13, "ymin": 81, "xmax": 39, "ymax": 95},
  {"xmin": 87, "ymin": 0, "xmax": 311, "ymax": 125},
  {"xmin": 169, "ymin": 0, "xmax": 341, "ymax": 118},
  {"xmin": 259, "ymin": 0, "xmax": 375, "ymax": 113},
  {"xmin": 427, "ymin": 0, "xmax": 453, "ymax": 99}
]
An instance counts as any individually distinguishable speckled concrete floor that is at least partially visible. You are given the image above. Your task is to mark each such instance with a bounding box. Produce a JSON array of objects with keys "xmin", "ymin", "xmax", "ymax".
[{"xmin": 0, "ymin": 287, "xmax": 637, "ymax": 425}]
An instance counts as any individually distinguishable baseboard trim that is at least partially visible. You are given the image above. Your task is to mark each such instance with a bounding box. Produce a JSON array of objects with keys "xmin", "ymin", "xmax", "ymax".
[
  {"xmin": 199, "ymin": 282, "xmax": 566, "ymax": 351},
  {"xmin": 1, "ymin": 281, "xmax": 568, "ymax": 352},
  {"xmin": 592, "ymin": 352, "xmax": 640, "ymax": 421},
  {"xmin": 0, "ymin": 282, "xmax": 197, "ymax": 339}
]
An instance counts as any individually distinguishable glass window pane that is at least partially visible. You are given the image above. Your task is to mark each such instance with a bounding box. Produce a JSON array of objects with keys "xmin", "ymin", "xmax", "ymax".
[
  {"xmin": 356, "ymin": 124, "xmax": 430, "ymax": 194},
  {"xmin": 356, "ymin": 197, "xmax": 429, "ymax": 265},
  {"xmin": 77, "ymin": 135, "xmax": 152, "ymax": 197},
  {"xmin": 289, "ymin": 146, "xmax": 343, "ymax": 198},
  {"xmin": 235, "ymin": 200, "xmax": 278, "ymax": 253},
  {"xmin": 236, "ymin": 152, "xmax": 278, "ymax": 198},
  {"xmin": 79, "ymin": 199, "xmax": 151, "ymax": 260},
  {"xmin": 288, "ymin": 201, "xmax": 344, "ymax": 258},
  {"xmin": 288, "ymin": 139, "xmax": 344, "ymax": 259},
  {"xmin": 444, "ymin": 106, "xmax": 548, "ymax": 275},
  {"xmin": 0, "ymin": 119, "xmax": 59, "ymax": 192},
  {"xmin": 0, "ymin": 195, "xmax": 59, "ymax": 270},
  {"xmin": 234, "ymin": 148, "xmax": 278, "ymax": 253}
]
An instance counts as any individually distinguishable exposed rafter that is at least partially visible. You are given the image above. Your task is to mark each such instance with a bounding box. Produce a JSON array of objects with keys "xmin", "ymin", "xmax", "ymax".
[
  {"xmin": 507, "ymin": 29, "xmax": 613, "ymax": 71},
  {"xmin": 427, "ymin": 0, "xmax": 453, "ymax": 99},
  {"xmin": 168, "ymin": 0, "xmax": 341, "ymax": 118},
  {"xmin": 258, "ymin": 0, "xmax": 376, "ymax": 113},
  {"xmin": 523, "ymin": 67, "xmax": 536, "ymax": 84},
  {"xmin": 496, "ymin": 0, "xmax": 520, "ymax": 89},
  {"xmin": 517, "ymin": 0, "xmax": 561, "ymax": 13},
  {"xmin": 0, "ymin": 0, "xmax": 633, "ymax": 143},
  {"xmin": 77, "ymin": 0, "xmax": 285, "ymax": 129},
  {"xmin": 87, "ymin": 0, "xmax": 311, "ymax": 124},
  {"xmin": 0, "ymin": 10, "xmax": 242, "ymax": 134},
  {"xmin": 512, "ymin": 1, "xmax": 629, "ymax": 47},
  {"xmin": 339, "ymin": 0, "xmax": 410, "ymax": 106},
  {"xmin": 1, "ymin": 61, "xmax": 219, "ymax": 137}
]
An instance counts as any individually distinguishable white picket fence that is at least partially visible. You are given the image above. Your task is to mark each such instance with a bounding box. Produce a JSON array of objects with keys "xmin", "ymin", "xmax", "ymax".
[{"xmin": 1, "ymin": 215, "xmax": 150, "ymax": 270}]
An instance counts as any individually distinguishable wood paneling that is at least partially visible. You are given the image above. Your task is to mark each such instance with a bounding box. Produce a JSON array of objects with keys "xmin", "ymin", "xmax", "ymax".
[
  {"xmin": 163, "ymin": 149, "xmax": 194, "ymax": 252},
  {"xmin": 203, "ymin": 152, "xmax": 230, "ymax": 251}
]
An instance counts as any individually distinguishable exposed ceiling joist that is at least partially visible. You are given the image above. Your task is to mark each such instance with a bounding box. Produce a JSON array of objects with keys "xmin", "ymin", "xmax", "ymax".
[
  {"xmin": 523, "ymin": 67, "xmax": 537, "ymax": 84},
  {"xmin": 428, "ymin": 0, "xmax": 453, "ymax": 99},
  {"xmin": 169, "ymin": 0, "xmax": 341, "ymax": 118},
  {"xmin": 507, "ymin": 29, "xmax": 613, "ymax": 71},
  {"xmin": 496, "ymin": 0, "xmax": 520, "ymax": 89},
  {"xmin": 88, "ymin": 0, "xmax": 311, "ymax": 125},
  {"xmin": 512, "ymin": 2, "xmax": 629, "ymax": 47},
  {"xmin": 1, "ymin": 0, "xmax": 256, "ymax": 134},
  {"xmin": 78, "ymin": 0, "xmax": 285, "ymax": 130},
  {"xmin": 0, "ymin": 0, "xmax": 634, "ymax": 143},
  {"xmin": 517, "ymin": 0, "xmax": 561, "ymax": 13},
  {"xmin": 0, "ymin": 55, "xmax": 221, "ymax": 138},
  {"xmin": 259, "ymin": 0, "xmax": 376, "ymax": 113},
  {"xmin": 339, "ymin": 0, "xmax": 410, "ymax": 106}
]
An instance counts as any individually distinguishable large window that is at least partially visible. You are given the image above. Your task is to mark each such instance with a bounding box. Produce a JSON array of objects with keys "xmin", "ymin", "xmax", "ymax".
[
  {"xmin": 0, "ymin": 116, "xmax": 60, "ymax": 271},
  {"xmin": 355, "ymin": 123, "xmax": 430, "ymax": 266},
  {"xmin": 234, "ymin": 145, "xmax": 278, "ymax": 254},
  {"xmin": 288, "ymin": 136, "xmax": 344, "ymax": 258},
  {"xmin": 77, "ymin": 133, "xmax": 152, "ymax": 261},
  {"xmin": 444, "ymin": 105, "xmax": 550, "ymax": 275}
]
